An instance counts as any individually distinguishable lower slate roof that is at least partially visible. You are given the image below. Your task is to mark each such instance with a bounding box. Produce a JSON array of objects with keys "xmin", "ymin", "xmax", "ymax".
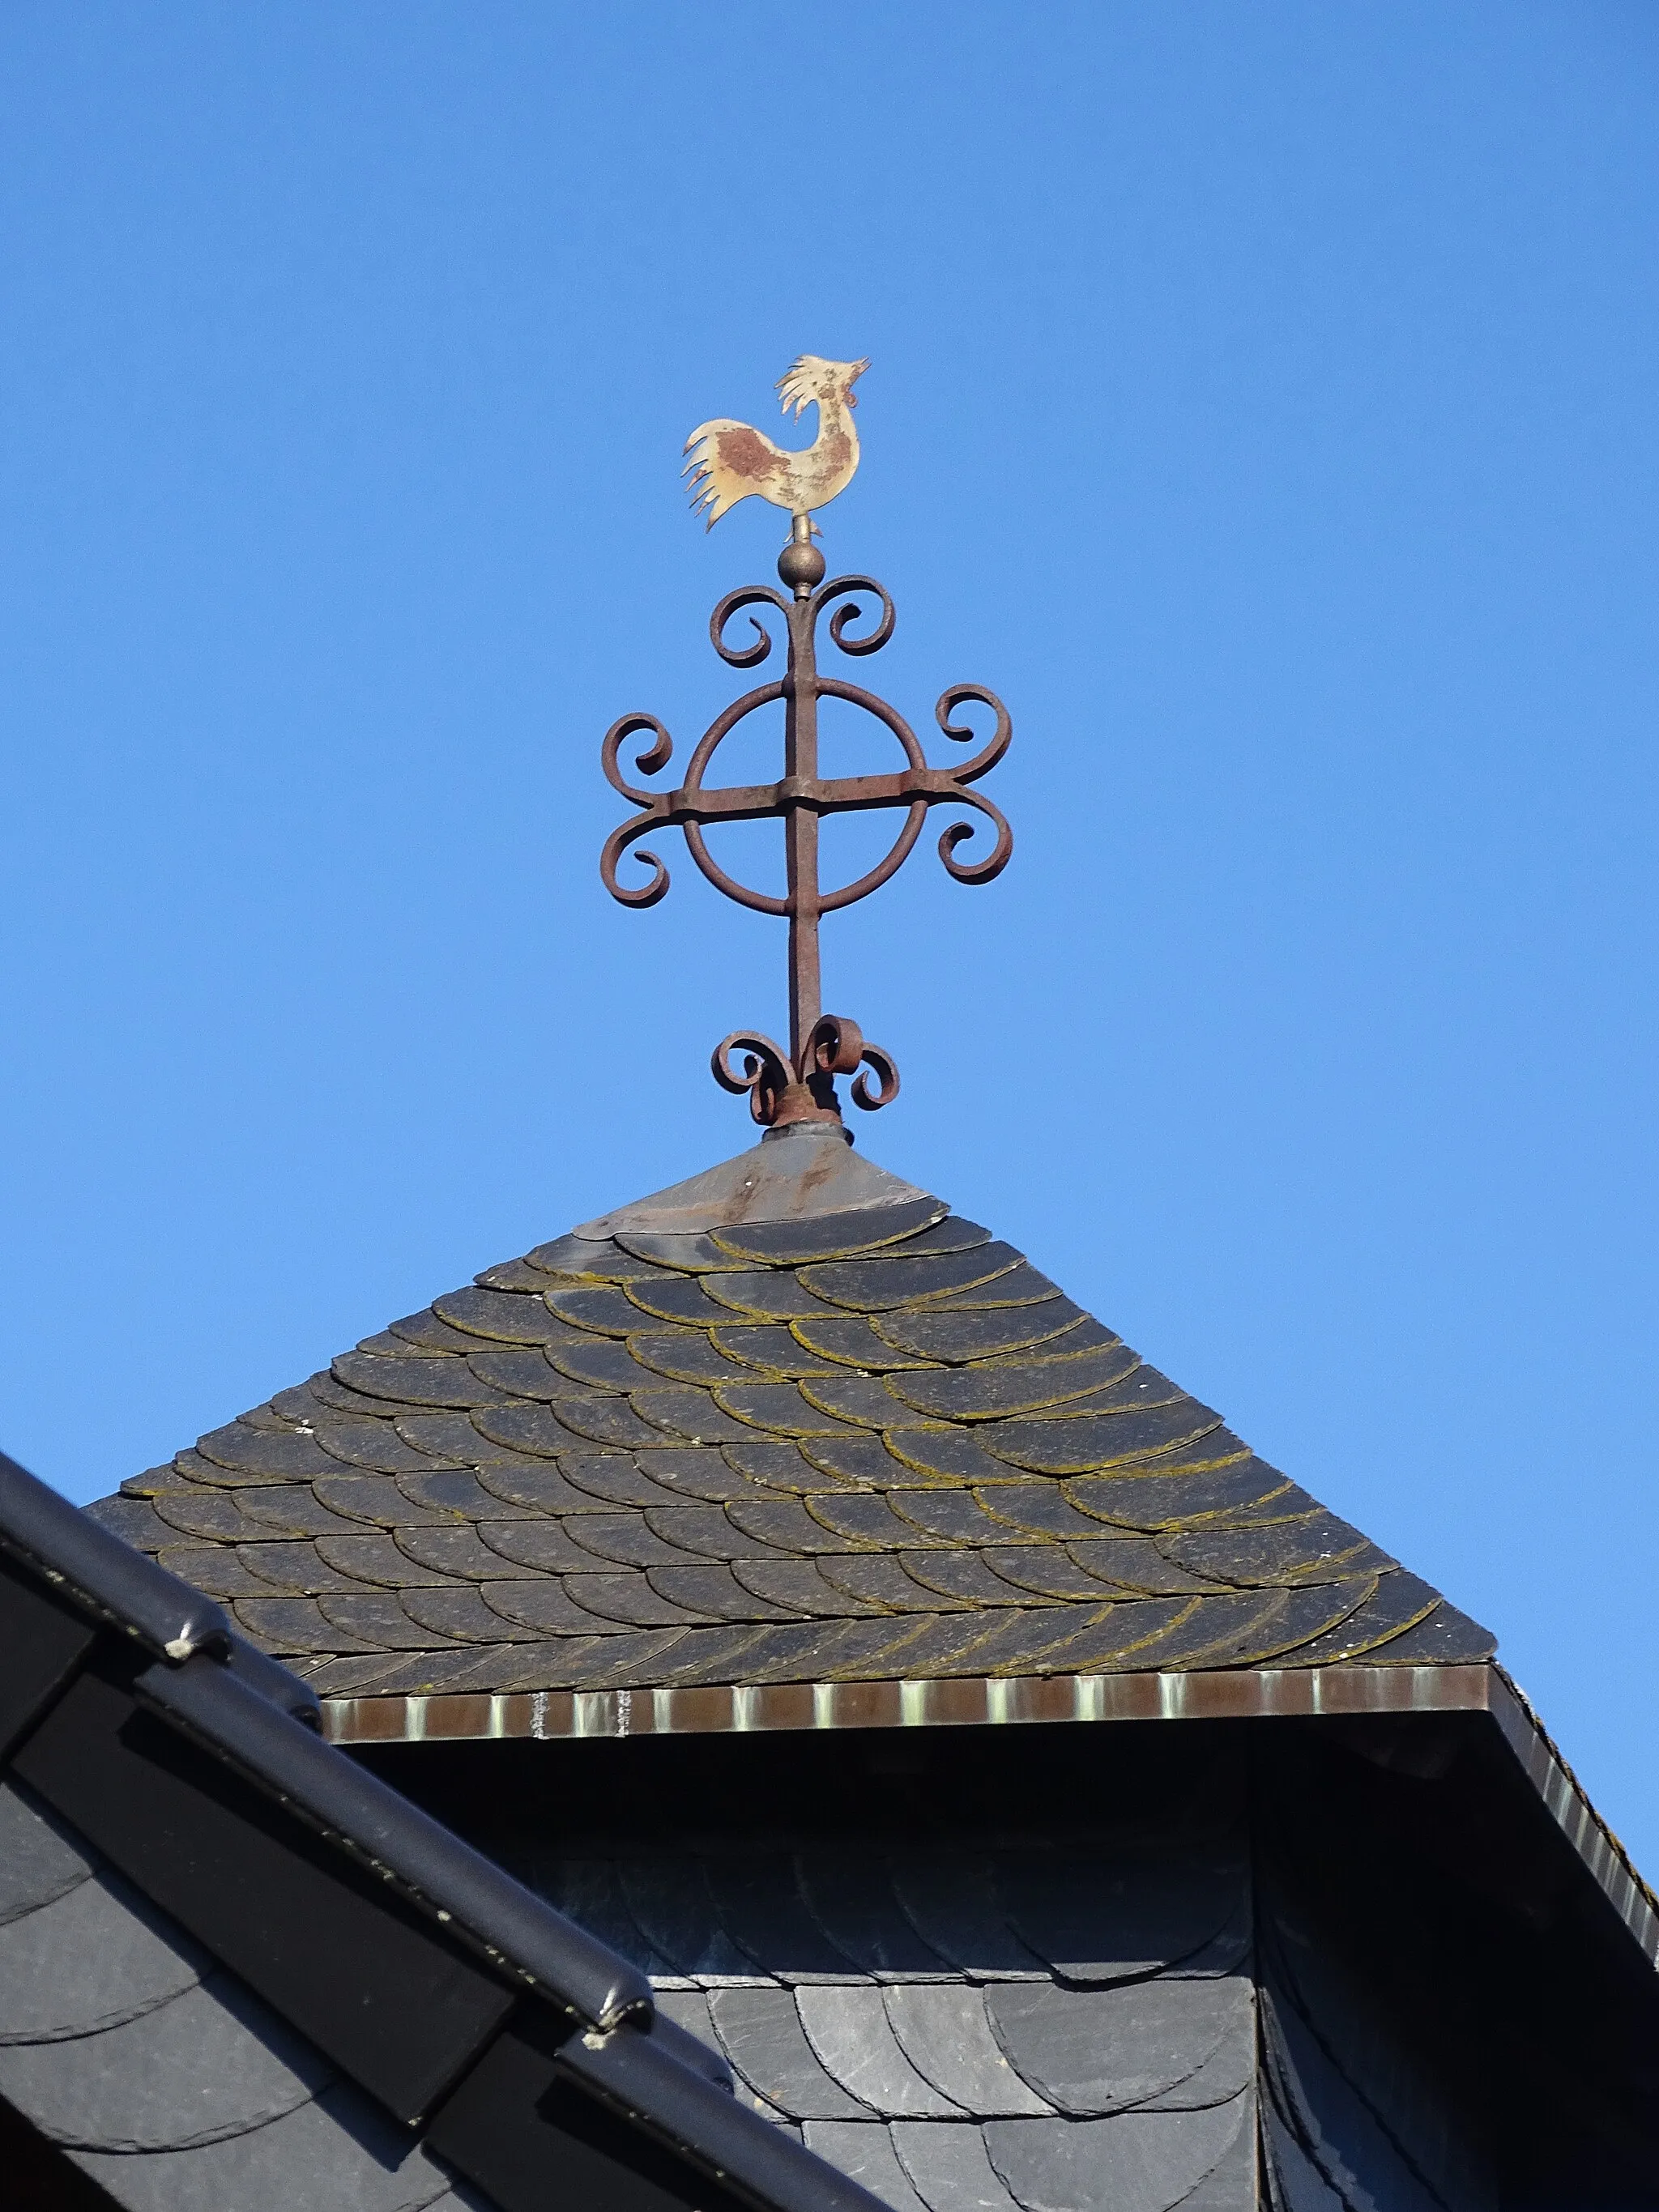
[
  {"xmin": 0, "ymin": 1446, "xmax": 881, "ymax": 2212},
  {"xmin": 93, "ymin": 1123, "xmax": 1495, "ymax": 1704}
]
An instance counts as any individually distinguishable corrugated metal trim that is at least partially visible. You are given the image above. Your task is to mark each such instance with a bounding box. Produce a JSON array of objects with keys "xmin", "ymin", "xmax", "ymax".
[
  {"xmin": 1485, "ymin": 1664, "xmax": 1659, "ymax": 1971},
  {"xmin": 322, "ymin": 1661, "xmax": 1659, "ymax": 1978},
  {"xmin": 322, "ymin": 1662, "xmax": 1491, "ymax": 1749}
]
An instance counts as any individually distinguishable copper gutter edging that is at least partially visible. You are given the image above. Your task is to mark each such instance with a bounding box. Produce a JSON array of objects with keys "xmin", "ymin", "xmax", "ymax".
[{"xmin": 322, "ymin": 1660, "xmax": 1658, "ymax": 1971}]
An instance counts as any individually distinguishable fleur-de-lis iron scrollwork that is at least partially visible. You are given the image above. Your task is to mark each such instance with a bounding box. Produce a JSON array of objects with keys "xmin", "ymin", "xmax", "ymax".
[{"xmin": 600, "ymin": 524, "xmax": 1013, "ymax": 1129}]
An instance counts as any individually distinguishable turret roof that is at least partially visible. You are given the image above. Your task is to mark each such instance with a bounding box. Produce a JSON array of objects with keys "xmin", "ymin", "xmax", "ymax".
[{"xmin": 93, "ymin": 1123, "xmax": 1494, "ymax": 1717}]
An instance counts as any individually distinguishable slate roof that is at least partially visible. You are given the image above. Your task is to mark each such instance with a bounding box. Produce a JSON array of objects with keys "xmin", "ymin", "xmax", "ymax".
[
  {"xmin": 94, "ymin": 1123, "xmax": 1495, "ymax": 1703},
  {"xmin": 0, "ymin": 1445, "xmax": 881, "ymax": 2212}
]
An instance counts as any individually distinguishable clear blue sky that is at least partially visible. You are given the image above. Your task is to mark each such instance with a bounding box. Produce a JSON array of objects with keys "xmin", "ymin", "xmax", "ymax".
[{"xmin": 2, "ymin": 5, "xmax": 1656, "ymax": 1864}]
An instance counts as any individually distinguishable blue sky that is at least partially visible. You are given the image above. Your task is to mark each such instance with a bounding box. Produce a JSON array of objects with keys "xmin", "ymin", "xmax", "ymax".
[{"xmin": 2, "ymin": 4, "xmax": 1657, "ymax": 1863}]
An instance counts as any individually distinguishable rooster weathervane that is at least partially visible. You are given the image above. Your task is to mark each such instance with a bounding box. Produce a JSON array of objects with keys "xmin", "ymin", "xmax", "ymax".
[{"xmin": 601, "ymin": 356, "xmax": 1013, "ymax": 1132}]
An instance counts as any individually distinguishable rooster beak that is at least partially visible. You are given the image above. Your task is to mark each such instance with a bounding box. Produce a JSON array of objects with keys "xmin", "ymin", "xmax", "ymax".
[{"xmin": 848, "ymin": 357, "xmax": 869, "ymax": 406}]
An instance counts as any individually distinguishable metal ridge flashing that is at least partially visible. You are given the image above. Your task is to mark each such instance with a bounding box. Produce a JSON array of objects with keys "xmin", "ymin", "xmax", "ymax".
[
  {"xmin": 323, "ymin": 1660, "xmax": 1659, "ymax": 1979},
  {"xmin": 321, "ymin": 1661, "xmax": 1497, "ymax": 1747}
]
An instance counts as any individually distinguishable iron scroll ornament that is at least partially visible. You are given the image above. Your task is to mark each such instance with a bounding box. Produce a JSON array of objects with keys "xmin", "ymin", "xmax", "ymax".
[{"xmin": 600, "ymin": 542, "xmax": 1012, "ymax": 1128}]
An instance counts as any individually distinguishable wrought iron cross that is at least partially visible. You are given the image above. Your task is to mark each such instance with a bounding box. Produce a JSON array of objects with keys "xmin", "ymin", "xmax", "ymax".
[{"xmin": 600, "ymin": 526, "xmax": 1013, "ymax": 1128}]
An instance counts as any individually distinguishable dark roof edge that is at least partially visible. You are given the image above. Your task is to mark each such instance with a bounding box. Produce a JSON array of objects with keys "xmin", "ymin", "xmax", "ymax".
[{"xmin": 326, "ymin": 1659, "xmax": 1659, "ymax": 1975}]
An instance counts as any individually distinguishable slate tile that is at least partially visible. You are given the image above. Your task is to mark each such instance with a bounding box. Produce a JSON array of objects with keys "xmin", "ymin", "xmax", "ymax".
[
  {"xmin": 394, "ymin": 1524, "xmax": 525, "ymax": 1579},
  {"xmin": 630, "ymin": 1332, "xmax": 754, "ymax": 1385},
  {"xmin": 708, "ymin": 1987, "xmax": 872, "ymax": 2118},
  {"xmin": 466, "ymin": 1349, "xmax": 565, "ymax": 1401},
  {"xmin": 477, "ymin": 1255, "xmax": 571, "ymax": 1293},
  {"xmin": 550, "ymin": 1395, "xmax": 676, "ymax": 1450},
  {"xmin": 471, "ymin": 1402, "xmax": 597, "ymax": 1460},
  {"xmin": 1103, "ymin": 1592, "xmax": 1295, "ymax": 1671},
  {"xmin": 817, "ymin": 1557, "xmax": 972, "ymax": 1612},
  {"xmin": 887, "ymin": 1345, "xmax": 1141, "ymax": 1423},
  {"xmin": 979, "ymin": 1549, "xmax": 1118, "ymax": 1601},
  {"xmin": 524, "ymin": 1232, "xmax": 625, "ymax": 1275},
  {"xmin": 710, "ymin": 1323, "xmax": 846, "ymax": 1377},
  {"xmin": 1271, "ymin": 1571, "xmax": 1441, "ymax": 1664},
  {"xmin": 983, "ymin": 1405, "xmax": 1225, "ymax": 1477},
  {"xmin": 560, "ymin": 1450, "xmax": 686, "ymax": 1506},
  {"xmin": 970, "ymin": 1600, "xmax": 1192, "ymax": 1677},
  {"xmin": 386, "ymin": 1310, "xmax": 485, "ymax": 1354},
  {"xmin": 547, "ymin": 1337, "xmax": 659, "ymax": 1392},
  {"xmin": 983, "ymin": 2095, "xmax": 1250, "ymax": 2212},
  {"xmin": 635, "ymin": 1447, "xmax": 778, "ymax": 1502},
  {"xmin": 797, "ymin": 1985, "xmax": 968, "ymax": 2116},
  {"xmin": 624, "ymin": 1276, "xmax": 743, "ymax": 1328},
  {"xmin": 734, "ymin": 1617, "xmax": 941, "ymax": 1686},
  {"xmin": 390, "ymin": 1412, "xmax": 501, "ymax": 1461},
  {"xmin": 557, "ymin": 1513, "xmax": 711, "ymax": 1569},
  {"xmin": 432, "ymin": 1286, "xmax": 576, "ymax": 1344},
  {"xmin": 81, "ymin": 1496, "xmax": 168, "ymax": 1550},
  {"xmin": 800, "ymin": 1243, "xmax": 1024, "ymax": 1313},
  {"xmin": 709, "ymin": 1198, "xmax": 949, "ymax": 1264},
  {"xmin": 703, "ymin": 1273, "xmax": 845, "ymax": 1322},
  {"xmin": 1062, "ymin": 1461, "xmax": 1291, "ymax": 1532},
  {"xmin": 151, "ymin": 1490, "xmax": 264, "ymax": 1544},
  {"xmin": 628, "ymin": 1505, "xmax": 754, "ymax": 1562},
  {"xmin": 317, "ymin": 1593, "xmax": 471, "ymax": 1650},
  {"xmin": 723, "ymin": 1438, "xmax": 846, "ymax": 1490},
  {"xmin": 312, "ymin": 1533, "xmax": 461, "ymax": 1590},
  {"xmin": 156, "ymin": 1545, "xmax": 289, "ymax": 1600},
  {"xmin": 617, "ymin": 1861, "xmax": 754, "ymax": 1980},
  {"xmin": 633, "ymin": 1386, "xmax": 761, "ymax": 1444},
  {"xmin": 0, "ymin": 1867, "xmax": 206, "ymax": 2041},
  {"xmin": 885, "ymin": 1988, "xmax": 1054, "ymax": 2117},
  {"xmin": 1350, "ymin": 1598, "xmax": 1495, "ymax": 1665},
  {"xmin": 612, "ymin": 1229, "xmax": 753, "ymax": 1272},
  {"xmin": 793, "ymin": 1855, "xmax": 954, "ymax": 1978},
  {"xmin": 802, "ymin": 2123, "xmax": 932, "ymax": 2212},
  {"xmin": 525, "ymin": 1859, "xmax": 669, "ymax": 1975},
  {"xmin": 708, "ymin": 1856, "xmax": 867, "ymax": 1980},
  {"xmin": 887, "ymin": 1854, "xmax": 1049, "ymax": 1979},
  {"xmin": 795, "ymin": 1435, "xmax": 905, "ymax": 1488},
  {"xmin": 478, "ymin": 1581, "xmax": 629, "ymax": 1635},
  {"xmin": 0, "ymin": 1783, "xmax": 96, "ymax": 1927},
  {"xmin": 476, "ymin": 1520, "xmax": 614, "ymax": 1573},
  {"xmin": 887, "ymin": 1489, "xmax": 1028, "ymax": 1545},
  {"xmin": 306, "ymin": 1414, "xmax": 458, "ymax": 1476},
  {"xmin": 305, "ymin": 1373, "xmax": 409, "ymax": 1418},
  {"xmin": 899, "ymin": 1553, "xmax": 1033, "ymax": 1607},
  {"xmin": 731, "ymin": 1558, "xmax": 892, "ymax": 1617},
  {"xmin": 541, "ymin": 1285, "xmax": 646, "ymax": 1336},
  {"xmin": 809, "ymin": 1492, "xmax": 948, "ymax": 1549},
  {"xmin": 995, "ymin": 1848, "xmax": 1247, "ymax": 1990},
  {"xmin": 707, "ymin": 1382, "xmax": 863, "ymax": 1438},
  {"xmin": 650, "ymin": 1564, "xmax": 804, "ymax": 1621},
  {"xmin": 194, "ymin": 1425, "xmax": 349, "ymax": 1481},
  {"xmin": 0, "ymin": 1972, "xmax": 334, "ymax": 2151},
  {"xmin": 331, "ymin": 1353, "xmax": 508, "ymax": 1411},
  {"xmin": 885, "ymin": 1430, "xmax": 1023, "ymax": 1486},
  {"xmin": 789, "ymin": 1314, "xmax": 935, "ymax": 1370},
  {"xmin": 314, "ymin": 1473, "xmax": 457, "ymax": 1528},
  {"xmin": 232, "ymin": 1596, "xmax": 375, "ymax": 1655},
  {"xmin": 321, "ymin": 1645, "xmax": 527, "ymax": 1698},
  {"xmin": 799, "ymin": 1375, "xmax": 914, "ymax": 1430},
  {"xmin": 1161, "ymin": 1517, "xmax": 1394, "ymax": 1589},
  {"xmin": 235, "ymin": 1485, "xmax": 365, "ymax": 1539},
  {"xmin": 899, "ymin": 1263, "xmax": 1063, "ymax": 1314},
  {"xmin": 235, "ymin": 1541, "xmax": 377, "ymax": 1596},
  {"xmin": 891, "ymin": 2120, "xmax": 1031, "ymax": 2212},
  {"xmin": 473, "ymin": 1460, "xmax": 616, "ymax": 1515},
  {"xmin": 1064, "ymin": 1540, "xmax": 1238, "ymax": 1597},
  {"xmin": 727, "ymin": 1498, "xmax": 873, "ymax": 1554},
  {"xmin": 876, "ymin": 1302, "xmax": 1091, "ymax": 1362},
  {"xmin": 893, "ymin": 1610, "xmax": 1103, "ymax": 1680},
  {"xmin": 974, "ymin": 1484, "xmax": 1120, "ymax": 1541},
  {"xmin": 562, "ymin": 1574, "xmax": 715, "ymax": 1626},
  {"xmin": 387, "ymin": 1468, "xmax": 514, "ymax": 1519}
]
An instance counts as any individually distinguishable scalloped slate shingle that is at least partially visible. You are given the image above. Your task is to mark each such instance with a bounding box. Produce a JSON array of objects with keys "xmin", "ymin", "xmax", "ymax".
[{"xmin": 92, "ymin": 1127, "xmax": 1494, "ymax": 1698}]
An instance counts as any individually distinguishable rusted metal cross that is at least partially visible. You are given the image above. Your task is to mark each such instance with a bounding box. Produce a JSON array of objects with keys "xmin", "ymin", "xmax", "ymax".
[{"xmin": 601, "ymin": 530, "xmax": 1012, "ymax": 1128}]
